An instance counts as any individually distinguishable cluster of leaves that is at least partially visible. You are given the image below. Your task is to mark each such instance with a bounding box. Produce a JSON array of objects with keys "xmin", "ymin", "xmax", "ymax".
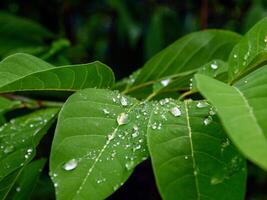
[{"xmin": 1, "ymin": 12, "xmax": 267, "ymax": 200}]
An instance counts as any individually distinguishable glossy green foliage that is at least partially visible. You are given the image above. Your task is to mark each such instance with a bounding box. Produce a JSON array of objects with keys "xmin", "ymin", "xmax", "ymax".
[
  {"xmin": 196, "ymin": 67, "xmax": 267, "ymax": 170},
  {"xmin": 50, "ymin": 89, "xmax": 152, "ymax": 200},
  {"xmin": 229, "ymin": 17, "xmax": 267, "ymax": 82},
  {"xmin": 147, "ymin": 99, "xmax": 246, "ymax": 200},
  {"xmin": 0, "ymin": 53, "xmax": 114, "ymax": 93},
  {"xmin": 1, "ymin": 12, "xmax": 267, "ymax": 200},
  {"xmin": 122, "ymin": 30, "xmax": 241, "ymax": 99}
]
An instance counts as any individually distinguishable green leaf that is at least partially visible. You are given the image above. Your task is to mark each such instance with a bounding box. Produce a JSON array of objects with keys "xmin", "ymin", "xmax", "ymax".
[
  {"xmin": 0, "ymin": 97, "xmax": 21, "ymax": 125},
  {"xmin": 7, "ymin": 159, "xmax": 46, "ymax": 200},
  {"xmin": 0, "ymin": 53, "xmax": 115, "ymax": 93},
  {"xmin": 0, "ymin": 108, "xmax": 58, "ymax": 188},
  {"xmin": 228, "ymin": 17, "xmax": 267, "ymax": 83},
  {"xmin": 147, "ymin": 99, "xmax": 246, "ymax": 200},
  {"xmin": 195, "ymin": 70, "xmax": 267, "ymax": 170},
  {"xmin": 191, "ymin": 60, "xmax": 228, "ymax": 91},
  {"xmin": 50, "ymin": 89, "xmax": 152, "ymax": 200},
  {"xmin": 125, "ymin": 30, "xmax": 241, "ymax": 97},
  {"xmin": 0, "ymin": 12, "xmax": 53, "ymax": 58}
]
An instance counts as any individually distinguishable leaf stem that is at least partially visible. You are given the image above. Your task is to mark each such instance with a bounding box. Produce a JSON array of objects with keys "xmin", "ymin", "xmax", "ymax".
[{"xmin": 0, "ymin": 94, "xmax": 64, "ymax": 108}]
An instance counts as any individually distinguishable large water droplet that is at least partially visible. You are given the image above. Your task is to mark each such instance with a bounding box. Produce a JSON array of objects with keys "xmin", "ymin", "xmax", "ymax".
[
  {"xmin": 117, "ymin": 113, "xmax": 129, "ymax": 125},
  {"xmin": 170, "ymin": 107, "xmax": 181, "ymax": 117},
  {"xmin": 62, "ymin": 159, "xmax": 78, "ymax": 171}
]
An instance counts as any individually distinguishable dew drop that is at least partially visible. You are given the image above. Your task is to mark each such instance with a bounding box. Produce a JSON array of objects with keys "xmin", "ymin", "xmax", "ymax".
[
  {"xmin": 196, "ymin": 102, "xmax": 209, "ymax": 108},
  {"xmin": 117, "ymin": 113, "xmax": 129, "ymax": 125},
  {"xmin": 233, "ymin": 54, "xmax": 237, "ymax": 58},
  {"xmin": 160, "ymin": 79, "xmax": 170, "ymax": 87},
  {"xmin": 107, "ymin": 133, "xmax": 115, "ymax": 140},
  {"xmin": 170, "ymin": 107, "xmax": 181, "ymax": 117},
  {"xmin": 16, "ymin": 187, "xmax": 21, "ymax": 192},
  {"xmin": 203, "ymin": 116, "xmax": 212, "ymax": 125},
  {"xmin": 264, "ymin": 36, "xmax": 267, "ymax": 43},
  {"xmin": 120, "ymin": 97, "xmax": 128, "ymax": 106},
  {"xmin": 4, "ymin": 145, "xmax": 14, "ymax": 154},
  {"xmin": 103, "ymin": 109, "xmax": 110, "ymax": 115},
  {"xmin": 211, "ymin": 63, "xmax": 218, "ymax": 69},
  {"xmin": 125, "ymin": 160, "xmax": 135, "ymax": 170},
  {"xmin": 62, "ymin": 159, "xmax": 78, "ymax": 171},
  {"xmin": 184, "ymin": 156, "xmax": 188, "ymax": 160},
  {"xmin": 210, "ymin": 177, "xmax": 223, "ymax": 185},
  {"xmin": 27, "ymin": 148, "xmax": 33, "ymax": 154}
]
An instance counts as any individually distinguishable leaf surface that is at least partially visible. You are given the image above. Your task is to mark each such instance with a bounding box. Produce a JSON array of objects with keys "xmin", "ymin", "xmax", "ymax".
[
  {"xmin": 228, "ymin": 17, "xmax": 267, "ymax": 82},
  {"xmin": 50, "ymin": 89, "xmax": 152, "ymax": 200},
  {"xmin": 147, "ymin": 99, "xmax": 246, "ymax": 200},
  {"xmin": 124, "ymin": 30, "xmax": 241, "ymax": 98},
  {"xmin": 195, "ymin": 69, "xmax": 267, "ymax": 170},
  {"xmin": 0, "ymin": 53, "xmax": 114, "ymax": 93},
  {"xmin": 0, "ymin": 108, "xmax": 58, "ymax": 199}
]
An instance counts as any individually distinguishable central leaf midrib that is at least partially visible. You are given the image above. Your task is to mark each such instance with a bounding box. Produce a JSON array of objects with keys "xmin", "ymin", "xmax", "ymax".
[{"xmin": 184, "ymin": 101, "xmax": 201, "ymax": 200}]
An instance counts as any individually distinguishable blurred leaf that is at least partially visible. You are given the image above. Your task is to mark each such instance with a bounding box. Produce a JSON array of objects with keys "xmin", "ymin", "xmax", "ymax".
[
  {"xmin": 0, "ymin": 96, "xmax": 21, "ymax": 125},
  {"xmin": 0, "ymin": 108, "xmax": 58, "ymax": 198},
  {"xmin": 0, "ymin": 12, "xmax": 53, "ymax": 58},
  {"xmin": 242, "ymin": 1, "xmax": 267, "ymax": 33},
  {"xmin": 7, "ymin": 159, "xmax": 46, "ymax": 200}
]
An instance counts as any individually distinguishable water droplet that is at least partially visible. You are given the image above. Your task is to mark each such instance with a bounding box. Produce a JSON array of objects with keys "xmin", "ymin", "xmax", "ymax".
[
  {"xmin": 203, "ymin": 116, "xmax": 212, "ymax": 125},
  {"xmin": 264, "ymin": 36, "xmax": 267, "ymax": 43},
  {"xmin": 233, "ymin": 54, "xmax": 237, "ymax": 58},
  {"xmin": 27, "ymin": 148, "xmax": 33, "ymax": 154},
  {"xmin": 103, "ymin": 109, "xmax": 110, "ymax": 114},
  {"xmin": 184, "ymin": 156, "xmax": 188, "ymax": 160},
  {"xmin": 16, "ymin": 187, "xmax": 21, "ymax": 192},
  {"xmin": 125, "ymin": 160, "xmax": 135, "ymax": 170},
  {"xmin": 117, "ymin": 113, "xmax": 129, "ymax": 125},
  {"xmin": 211, "ymin": 63, "xmax": 218, "ymax": 69},
  {"xmin": 160, "ymin": 79, "xmax": 170, "ymax": 87},
  {"xmin": 210, "ymin": 177, "xmax": 223, "ymax": 185},
  {"xmin": 62, "ymin": 159, "xmax": 78, "ymax": 171},
  {"xmin": 120, "ymin": 97, "xmax": 128, "ymax": 106},
  {"xmin": 107, "ymin": 133, "xmax": 115, "ymax": 140},
  {"xmin": 170, "ymin": 107, "xmax": 181, "ymax": 117},
  {"xmin": 196, "ymin": 102, "xmax": 209, "ymax": 108},
  {"xmin": 4, "ymin": 145, "xmax": 14, "ymax": 154}
]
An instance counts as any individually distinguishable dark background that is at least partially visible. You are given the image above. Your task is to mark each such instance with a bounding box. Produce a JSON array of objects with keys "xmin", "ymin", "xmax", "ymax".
[{"xmin": 0, "ymin": 0, "xmax": 267, "ymax": 199}]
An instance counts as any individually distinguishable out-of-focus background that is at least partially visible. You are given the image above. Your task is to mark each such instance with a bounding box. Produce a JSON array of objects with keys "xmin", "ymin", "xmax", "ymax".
[{"xmin": 0, "ymin": 0, "xmax": 267, "ymax": 199}]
